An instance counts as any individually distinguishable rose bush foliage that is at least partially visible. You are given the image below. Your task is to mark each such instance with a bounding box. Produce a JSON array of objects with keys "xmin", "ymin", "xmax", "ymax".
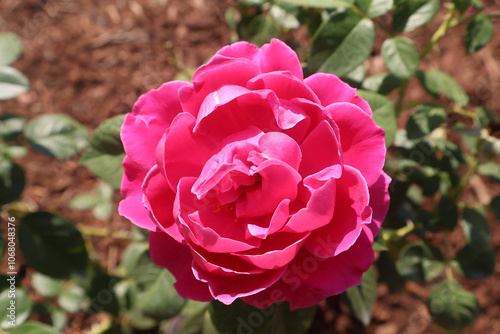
[{"xmin": 119, "ymin": 39, "xmax": 390, "ymax": 310}]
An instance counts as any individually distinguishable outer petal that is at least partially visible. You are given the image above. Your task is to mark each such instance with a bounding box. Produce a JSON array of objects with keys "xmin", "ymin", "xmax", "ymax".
[
  {"xmin": 367, "ymin": 171, "xmax": 391, "ymax": 238},
  {"xmin": 326, "ymin": 103, "xmax": 386, "ymax": 187},
  {"xmin": 142, "ymin": 165, "xmax": 184, "ymax": 242},
  {"xmin": 149, "ymin": 231, "xmax": 212, "ymax": 301},
  {"xmin": 121, "ymin": 81, "xmax": 190, "ymax": 170},
  {"xmin": 304, "ymin": 73, "xmax": 372, "ymax": 116},
  {"xmin": 119, "ymin": 156, "xmax": 156, "ymax": 231}
]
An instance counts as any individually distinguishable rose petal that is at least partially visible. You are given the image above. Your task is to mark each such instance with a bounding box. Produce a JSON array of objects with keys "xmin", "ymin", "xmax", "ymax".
[
  {"xmin": 142, "ymin": 165, "xmax": 184, "ymax": 242},
  {"xmin": 367, "ymin": 172, "xmax": 391, "ymax": 238},
  {"xmin": 121, "ymin": 81, "xmax": 190, "ymax": 170},
  {"xmin": 305, "ymin": 166, "xmax": 370, "ymax": 258},
  {"xmin": 257, "ymin": 132, "xmax": 302, "ymax": 171},
  {"xmin": 246, "ymin": 199, "xmax": 290, "ymax": 239},
  {"xmin": 119, "ymin": 156, "xmax": 156, "ymax": 231},
  {"xmin": 149, "ymin": 231, "xmax": 212, "ymax": 301},
  {"xmin": 326, "ymin": 102, "xmax": 386, "ymax": 187},
  {"xmin": 304, "ymin": 73, "xmax": 372, "ymax": 116}
]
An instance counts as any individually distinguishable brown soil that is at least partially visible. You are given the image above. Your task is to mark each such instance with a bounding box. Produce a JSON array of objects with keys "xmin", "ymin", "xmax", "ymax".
[{"xmin": 1, "ymin": 0, "xmax": 499, "ymax": 333}]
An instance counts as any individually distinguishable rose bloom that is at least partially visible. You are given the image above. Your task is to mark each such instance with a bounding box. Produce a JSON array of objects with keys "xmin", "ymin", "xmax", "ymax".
[{"xmin": 120, "ymin": 39, "xmax": 390, "ymax": 310}]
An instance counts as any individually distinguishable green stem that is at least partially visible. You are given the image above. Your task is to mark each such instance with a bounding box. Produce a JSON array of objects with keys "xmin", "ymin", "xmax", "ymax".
[
  {"xmin": 78, "ymin": 225, "xmax": 131, "ymax": 240},
  {"xmin": 449, "ymin": 156, "xmax": 479, "ymax": 201},
  {"xmin": 419, "ymin": 4, "xmax": 456, "ymax": 60},
  {"xmin": 395, "ymin": 79, "xmax": 409, "ymax": 116}
]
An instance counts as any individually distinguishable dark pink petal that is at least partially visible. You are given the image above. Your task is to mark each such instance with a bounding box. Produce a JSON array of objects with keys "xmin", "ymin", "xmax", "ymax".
[
  {"xmin": 121, "ymin": 81, "xmax": 190, "ymax": 170},
  {"xmin": 259, "ymin": 39, "xmax": 303, "ymax": 80},
  {"xmin": 257, "ymin": 132, "xmax": 302, "ymax": 170},
  {"xmin": 247, "ymin": 71, "xmax": 320, "ymax": 104},
  {"xmin": 246, "ymin": 199, "xmax": 290, "ymax": 239},
  {"xmin": 192, "ymin": 262, "xmax": 286, "ymax": 305},
  {"xmin": 366, "ymin": 172, "xmax": 391, "ymax": 238},
  {"xmin": 236, "ymin": 160, "xmax": 302, "ymax": 218},
  {"xmin": 190, "ymin": 244, "xmax": 266, "ymax": 277},
  {"xmin": 304, "ymin": 73, "xmax": 372, "ymax": 116},
  {"xmin": 176, "ymin": 177, "xmax": 261, "ymax": 253},
  {"xmin": 216, "ymin": 41, "xmax": 261, "ymax": 63},
  {"xmin": 119, "ymin": 156, "xmax": 156, "ymax": 231},
  {"xmin": 179, "ymin": 56, "xmax": 261, "ymax": 116},
  {"xmin": 299, "ymin": 120, "xmax": 342, "ymax": 178},
  {"xmin": 149, "ymin": 231, "xmax": 212, "ymax": 301},
  {"xmin": 326, "ymin": 103, "xmax": 386, "ymax": 187},
  {"xmin": 282, "ymin": 178, "xmax": 336, "ymax": 234},
  {"xmin": 305, "ymin": 166, "xmax": 370, "ymax": 258},
  {"xmin": 235, "ymin": 232, "xmax": 309, "ymax": 270},
  {"xmin": 158, "ymin": 112, "xmax": 217, "ymax": 191},
  {"xmin": 142, "ymin": 165, "xmax": 184, "ymax": 243}
]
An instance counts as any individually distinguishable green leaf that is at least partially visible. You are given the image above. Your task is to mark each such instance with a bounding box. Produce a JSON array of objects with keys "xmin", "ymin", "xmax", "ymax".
[
  {"xmin": 9, "ymin": 321, "xmax": 60, "ymax": 334},
  {"xmin": 437, "ymin": 195, "xmax": 458, "ymax": 231},
  {"xmin": 452, "ymin": 244, "xmax": 495, "ymax": 279},
  {"xmin": 0, "ymin": 143, "xmax": 27, "ymax": 159},
  {"xmin": 392, "ymin": 0, "xmax": 439, "ymax": 32},
  {"xmin": 32, "ymin": 272, "xmax": 64, "ymax": 298},
  {"xmin": 342, "ymin": 265, "xmax": 377, "ymax": 326},
  {"xmin": 490, "ymin": 196, "xmax": 500, "ymax": 220},
  {"xmin": 210, "ymin": 299, "xmax": 316, "ymax": 334},
  {"xmin": 396, "ymin": 242, "xmax": 445, "ymax": 282},
  {"xmin": 88, "ymin": 274, "xmax": 121, "ymax": 316},
  {"xmin": 80, "ymin": 114, "xmax": 125, "ymax": 189},
  {"xmin": 0, "ymin": 114, "xmax": 24, "ymax": 141},
  {"xmin": 19, "ymin": 212, "xmax": 88, "ymax": 279},
  {"xmin": 0, "ymin": 33, "xmax": 23, "ymax": 66},
  {"xmin": 342, "ymin": 64, "xmax": 366, "ymax": 87},
  {"xmin": 417, "ymin": 69, "xmax": 469, "ymax": 107},
  {"xmin": 270, "ymin": 5, "xmax": 300, "ymax": 29},
  {"xmin": 309, "ymin": 10, "xmax": 374, "ymax": 77},
  {"xmin": 356, "ymin": 90, "xmax": 396, "ymax": 147},
  {"xmin": 31, "ymin": 303, "xmax": 67, "ymax": 331},
  {"xmin": 453, "ymin": 0, "xmax": 471, "ymax": 13},
  {"xmin": 476, "ymin": 106, "xmax": 499, "ymax": 128},
  {"xmin": 361, "ymin": 73, "xmax": 402, "ymax": 95},
  {"xmin": 25, "ymin": 114, "xmax": 88, "ymax": 158},
  {"xmin": 428, "ymin": 280, "xmax": 479, "ymax": 331},
  {"xmin": 136, "ymin": 268, "xmax": 186, "ymax": 320},
  {"xmin": 245, "ymin": 14, "xmax": 279, "ymax": 47},
  {"xmin": 477, "ymin": 162, "xmax": 500, "ymax": 183},
  {"xmin": 465, "ymin": 14, "xmax": 493, "ymax": 54},
  {"xmin": 70, "ymin": 194, "xmax": 101, "ymax": 210},
  {"xmin": 381, "ymin": 37, "xmax": 420, "ymax": 79},
  {"xmin": 0, "ymin": 66, "xmax": 29, "ymax": 100},
  {"xmin": 277, "ymin": 0, "xmax": 354, "ymax": 8},
  {"xmin": 357, "ymin": 0, "xmax": 393, "ymax": 17},
  {"xmin": 460, "ymin": 207, "xmax": 490, "ymax": 245},
  {"xmin": 406, "ymin": 104, "xmax": 446, "ymax": 140},
  {"xmin": 0, "ymin": 159, "xmax": 25, "ymax": 205},
  {"xmin": 0, "ymin": 288, "xmax": 32, "ymax": 329},
  {"xmin": 58, "ymin": 283, "xmax": 89, "ymax": 313}
]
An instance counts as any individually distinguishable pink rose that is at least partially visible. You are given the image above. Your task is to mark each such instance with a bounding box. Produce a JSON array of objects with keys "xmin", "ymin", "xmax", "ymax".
[{"xmin": 120, "ymin": 39, "xmax": 390, "ymax": 310}]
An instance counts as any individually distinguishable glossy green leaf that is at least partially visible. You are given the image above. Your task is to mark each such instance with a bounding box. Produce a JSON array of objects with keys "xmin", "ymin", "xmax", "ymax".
[
  {"xmin": 32, "ymin": 272, "xmax": 64, "ymax": 298},
  {"xmin": 477, "ymin": 162, "xmax": 500, "ymax": 183},
  {"xmin": 19, "ymin": 212, "xmax": 88, "ymax": 279},
  {"xmin": 10, "ymin": 321, "xmax": 60, "ymax": 334},
  {"xmin": 58, "ymin": 283, "xmax": 89, "ymax": 313},
  {"xmin": 453, "ymin": 0, "xmax": 471, "ymax": 13},
  {"xmin": 277, "ymin": 0, "xmax": 354, "ymax": 8},
  {"xmin": 343, "ymin": 265, "xmax": 377, "ymax": 326},
  {"xmin": 0, "ymin": 66, "xmax": 29, "ymax": 100},
  {"xmin": 0, "ymin": 114, "xmax": 24, "ymax": 141},
  {"xmin": 356, "ymin": 90, "xmax": 396, "ymax": 147},
  {"xmin": 210, "ymin": 299, "xmax": 316, "ymax": 334},
  {"xmin": 460, "ymin": 207, "xmax": 490, "ymax": 246},
  {"xmin": 428, "ymin": 280, "xmax": 479, "ymax": 331},
  {"xmin": 392, "ymin": 0, "xmax": 439, "ymax": 32},
  {"xmin": 0, "ymin": 143, "xmax": 27, "ymax": 159},
  {"xmin": 80, "ymin": 114, "xmax": 125, "ymax": 189},
  {"xmin": 0, "ymin": 159, "xmax": 25, "ymax": 205},
  {"xmin": 465, "ymin": 14, "xmax": 493, "ymax": 54},
  {"xmin": 0, "ymin": 288, "xmax": 32, "ymax": 329},
  {"xmin": 25, "ymin": 114, "xmax": 88, "ymax": 158},
  {"xmin": 406, "ymin": 104, "xmax": 446, "ymax": 140},
  {"xmin": 490, "ymin": 196, "xmax": 500, "ymax": 220},
  {"xmin": 396, "ymin": 242, "xmax": 445, "ymax": 282},
  {"xmin": 361, "ymin": 73, "xmax": 402, "ymax": 95},
  {"xmin": 453, "ymin": 244, "xmax": 495, "ymax": 279},
  {"xmin": 0, "ymin": 33, "xmax": 23, "ymax": 66},
  {"xmin": 381, "ymin": 37, "xmax": 420, "ymax": 79},
  {"xmin": 417, "ymin": 69, "xmax": 469, "ymax": 106},
  {"xmin": 342, "ymin": 64, "xmax": 366, "ymax": 87},
  {"xmin": 309, "ymin": 10, "xmax": 374, "ymax": 77},
  {"xmin": 357, "ymin": 0, "xmax": 393, "ymax": 17},
  {"xmin": 88, "ymin": 274, "xmax": 121, "ymax": 316},
  {"xmin": 437, "ymin": 195, "xmax": 458, "ymax": 231}
]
